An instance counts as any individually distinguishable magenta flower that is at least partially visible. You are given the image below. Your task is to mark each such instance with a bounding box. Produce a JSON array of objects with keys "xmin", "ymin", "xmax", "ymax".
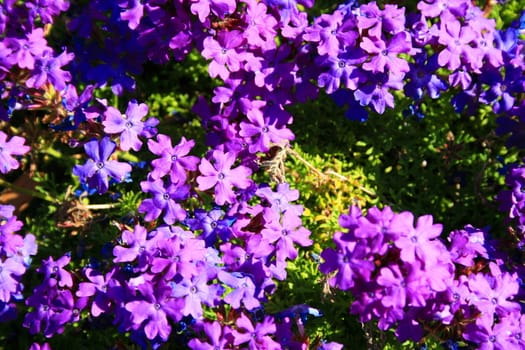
[
  {"xmin": 0, "ymin": 131, "xmax": 30, "ymax": 174},
  {"xmin": 196, "ymin": 150, "xmax": 253, "ymax": 205}
]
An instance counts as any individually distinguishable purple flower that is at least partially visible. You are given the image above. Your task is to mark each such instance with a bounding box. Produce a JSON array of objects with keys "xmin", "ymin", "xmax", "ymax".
[
  {"xmin": 201, "ymin": 30, "xmax": 246, "ymax": 80},
  {"xmin": 390, "ymin": 212, "xmax": 443, "ymax": 264},
  {"xmin": 437, "ymin": 13, "xmax": 478, "ymax": 71},
  {"xmin": 261, "ymin": 209, "xmax": 312, "ymax": 261},
  {"xmin": 113, "ymin": 224, "xmax": 156, "ymax": 264},
  {"xmin": 256, "ymin": 182, "xmax": 303, "ymax": 215},
  {"xmin": 303, "ymin": 10, "xmax": 358, "ymax": 57},
  {"xmin": 0, "ymin": 131, "xmax": 30, "ymax": 174},
  {"xmin": 244, "ymin": 0, "xmax": 278, "ymax": 51},
  {"xmin": 356, "ymin": 2, "xmax": 406, "ymax": 38},
  {"xmin": 417, "ymin": 0, "xmax": 469, "ymax": 18},
  {"xmin": 232, "ymin": 313, "xmax": 280, "ymax": 350},
  {"xmin": 218, "ymin": 271, "xmax": 260, "ymax": 310},
  {"xmin": 76, "ymin": 267, "xmax": 118, "ymax": 317},
  {"xmin": 196, "ymin": 150, "xmax": 253, "ymax": 206},
  {"xmin": 148, "ymin": 135, "xmax": 199, "ymax": 184},
  {"xmin": 354, "ymin": 72, "xmax": 404, "ymax": 114},
  {"xmin": 377, "ymin": 265, "xmax": 406, "ymax": 310},
  {"xmin": 6, "ymin": 28, "xmax": 48, "ymax": 70},
  {"xmin": 72, "ymin": 137, "xmax": 132, "ymax": 194},
  {"xmin": 463, "ymin": 314, "xmax": 517, "ymax": 349},
  {"xmin": 467, "ymin": 270, "xmax": 521, "ymax": 318},
  {"xmin": 319, "ymin": 232, "xmax": 374, "ymax": 291},
  {"xmin": 119, "ymin": 0, "xmax": 144, "ymax": 29},
  {"xmin": 29, "ymin": 342, "xmax": 51, "ymax": 350},
  {"xmin": 0, "ymin": 257, "xmax": 25, "ymax": 302},
  {"xmin": 238, "ymin": 101, "xmax": 295, "ymax": 153},
  {"xmin": 188, "ymin": 320, "xmax": 233, "ymax": 350},
  {"xmin": 171, "ymin": 274, "xmax": 211, "ymax": 319},
  {"xmin": 316, "ymin": 49, "xmax": 367, "ymax": 94},
  {"xmin": 25, "ymin": 50, "xmax": 74, "ymax": 91},
  {"xmin": 37, "ymin": 254, "xmax": 73, "ymax": 288},
  {"xmin": 448, "ymin": 225, "xmax": 489, "ymax": 266},
  {"xmin": 26, "ymin": 0, "xmax": 69, "ymax": 24},
  {"xmin": 103, "ymin": 100, "xmax": 156, "ymax": 152},
  {"xmin": 190, "ymin": 0, "xmax": 236, "ymax": 23},
  {"xmin": 186, "ymin": 208, "xmax": 232, "ymax": 246},
  {"xmin": 150, "ymin": 235, "xmax": 206, "ymax": 280},
  {"xmin": 360, "ymin": 32, "xmax": 413, "ymax": 75},
  {"xmin": 138, "ymin": 179, "xmax": 189, "ymax": 224},
  {"xmin": 404, "ymin": 53, "xmax": 447, "ymax": 100},
  {"xmin": 125, "ymin": 281, "xmax": 182, "ymax": 341}
]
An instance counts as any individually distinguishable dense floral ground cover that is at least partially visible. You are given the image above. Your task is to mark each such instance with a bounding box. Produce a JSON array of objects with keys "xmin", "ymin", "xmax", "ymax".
[{"xmin": 0, "ymin": 0, "xmax": 524, "ymax": 349}]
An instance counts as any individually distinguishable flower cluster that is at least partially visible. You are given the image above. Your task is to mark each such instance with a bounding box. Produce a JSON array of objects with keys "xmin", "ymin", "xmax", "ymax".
[
  {"xmin": 21, "ymin": 178, "xmax": 313, "ymax": 347},
  {"xmin": 0, "ymin": 0, "xmax": 524, "ymax": 348},
  {"xmin": 0, "ymin": 205, "xmax": 37, "ymax": 322},
  {"xmin": 320, "ymin": 206, "xmax": 525, "ymax": 348}
]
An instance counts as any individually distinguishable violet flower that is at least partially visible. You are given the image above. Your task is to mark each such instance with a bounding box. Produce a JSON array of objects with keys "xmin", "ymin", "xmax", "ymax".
[
  {"xmin": 72, "ymin": 137, "xmax": 132, "ymax": 194},
  {"xmin": 148, "ymin": 135, "xmax": 199, "ymax": 184},
  {"xmin": 138, "ymin": 179, "xmax": 189, "ymax": 224},
  {"xmin": 103, "ymin": 100, "xmax": 157, "ymax": 152},
  {"xmin": 196, "ymin": 150, "xmax": 253, "ymax": 206},
  {"xmin": 37, "ymin": 254, "xmax": 73, "ymax": 288},
  {"xmin": 360, "ymin": 31, "xmax": 413, "ymax": 75},
  {"xmin": 218, "ymin": 271, "xmax": 260, "ymax": 310},
  {"xmin": 201, "ymin": 30, "xmax": 246, "ymax": 80},
  {"xmin": 0, "ymin": 257, "xmax": 25, "ymax": 302},
  {"xmin": 171, "ymin": 274, "xmax": 211, "ymax": 319},
  {"xmin": 238, "ymin": 101, "xmax": 295, "ymax": 153},
  {"xmin": 25, "ymin": 49, "xmax": 74, "ymax": 91},
  {"xmin": 187, "ymin": 320, "xmax": 233, "ymax": 350},
  {"xmin": 0, "ymin": 131, "xmax": 30, "ymax": 174},
  {"xmin": 125, "ymin": 281, "xmax": 183, "ymax": 341},
  {"xmin": 232, "ymin": 313, "xmax": 280, "ymax": 350}
]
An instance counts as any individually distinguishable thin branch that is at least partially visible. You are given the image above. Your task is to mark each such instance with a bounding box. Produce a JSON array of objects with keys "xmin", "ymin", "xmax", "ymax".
[{"xmin": 286, "ymin": 146, "xmax": 377, "ymax": 198}]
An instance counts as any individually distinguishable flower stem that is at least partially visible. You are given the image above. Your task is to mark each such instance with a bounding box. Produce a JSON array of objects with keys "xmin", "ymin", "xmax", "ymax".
[{"xmin": 80, "ymin": 202, "xmax": 121, "ymax": 210}]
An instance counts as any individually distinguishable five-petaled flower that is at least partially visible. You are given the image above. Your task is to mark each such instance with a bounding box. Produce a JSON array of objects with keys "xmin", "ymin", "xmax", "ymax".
[{"xmin": 72, "ymin": 137, "xmax": 132, "ymax": 194}]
